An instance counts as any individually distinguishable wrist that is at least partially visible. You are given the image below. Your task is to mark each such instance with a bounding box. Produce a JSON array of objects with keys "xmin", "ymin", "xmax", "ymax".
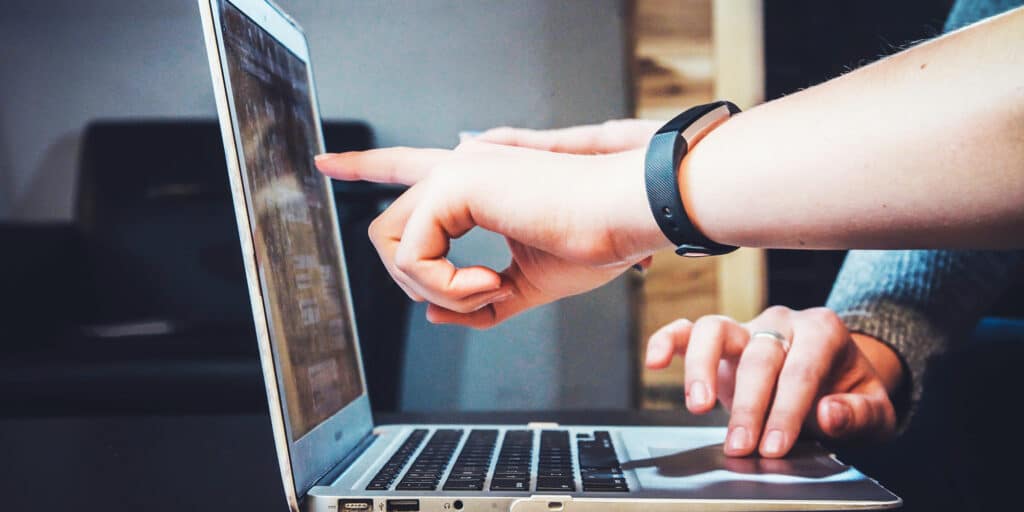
[
  {"xmin": 602, "ymin": 149, "xmax": 675, "ymax": 261},
  {"xmin": 675, "ymin": 115, "xmax": 736, "ymax": 248}
]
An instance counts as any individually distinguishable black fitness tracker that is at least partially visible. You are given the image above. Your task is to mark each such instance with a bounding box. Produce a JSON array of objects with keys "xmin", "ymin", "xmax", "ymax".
[{"xmin": 644, "ymin": 100, "xmax": 741, "ymax": 257}]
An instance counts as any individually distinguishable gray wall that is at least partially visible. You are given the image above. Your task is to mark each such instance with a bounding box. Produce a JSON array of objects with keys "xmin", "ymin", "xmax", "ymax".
[{"xmin": 0, "ymin": 0, "xmax": 635, "ymax": 410}]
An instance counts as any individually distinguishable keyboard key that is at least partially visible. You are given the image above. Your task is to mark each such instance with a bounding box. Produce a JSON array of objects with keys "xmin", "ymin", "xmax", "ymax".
[
  {"xmin": 396, "ymin": 429, "xmax": 464, "ymax": 491},
  {"xmin": 443, "ymin": 429, "xmax": 497, "ymax": 491},
  {"xmin": 490, "ymin": 430, "xmax": 536, "ymax": 492},
  {"xmin": 365, "ymin": 429, "xmax": 429, "ymax": 491},
  {"xmin": 577, "ymin": 430, "xmax": 629, "ymax": 493},
  {"xmin": 490, "ymin": 478, "xmax": 529, "ymax": 491},
  {"xmin": 535, "ymin": 431, "xmax": 575, "ymax": 492},
  {"xmin": 536, "ymin": 476, "xmax": 575, "ymax": 491}
]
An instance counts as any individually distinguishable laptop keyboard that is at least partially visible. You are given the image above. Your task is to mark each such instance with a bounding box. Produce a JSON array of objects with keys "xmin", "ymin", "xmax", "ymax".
[
  {"xmin": 367, "ymin": 428, "xmax": 629, "ymax": 493},
  {"xmin": 579, "ymin": 431, "xmax": 629, "ymax": 492},
  {"xmin": 395, "ymin": 429, "xmax": 463, "ymax": 490},
  {"xmin": 536, "ymin": 430, "xmax": 575, "ymax": 491},
  {"xmin": 443, "ymin": 429, "xmax": 498, "ymax": 491},
  {"xmin": 489, "ymin": 430, "xmax": 532, "ymax": 491},
  {"xmin": 366, "ymin": 429, "xmax": 428, "ymax": 490}
]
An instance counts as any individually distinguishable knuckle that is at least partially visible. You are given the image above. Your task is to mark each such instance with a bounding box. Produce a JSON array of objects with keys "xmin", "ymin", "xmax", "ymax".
[
  {"xmin": 393, "ymin": 248, "xmax": 417, "ymax": 274},
  {"xmin": 666, "ymin": 318, "xmax": 693, "ymax": 333},
  {"xmin": 728, "ymin": 404, "xmax": 764, "ymax": 422},
  {"xmin": 488, "ymin": 126, "xmax": 515, "ymax": 136},
  {"xmin": 767, "ymin": 407, "xmax": 805, "ymax": 427},
  {"xmin": 804, "ymin": 307, "xmax": 846, "ymax": 334},
  {"xmin": 367, "ymin": 217, "xmax": 384, "ymax": 240},
  {"xmin": 694, "ymin": 315, "xmax": 732, "ymax": 338},
  {"xmin": 762, "ymin": 305, "xmax": 793, "ymax": 318}
]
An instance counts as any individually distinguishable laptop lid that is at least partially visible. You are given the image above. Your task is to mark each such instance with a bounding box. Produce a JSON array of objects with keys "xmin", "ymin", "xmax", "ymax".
[{"xmin": 199, "ymin": 0, "xmax": 373, "ymax": 508}]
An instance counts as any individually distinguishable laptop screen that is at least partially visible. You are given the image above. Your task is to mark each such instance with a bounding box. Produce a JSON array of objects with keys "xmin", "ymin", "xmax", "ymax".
[{"xmin": 221, "ymin": 1, "xmax": 363, "ymax": 441}]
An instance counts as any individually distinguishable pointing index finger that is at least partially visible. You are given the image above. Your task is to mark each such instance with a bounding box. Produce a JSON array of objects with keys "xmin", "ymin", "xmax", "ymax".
[{"xmin": 314, "ymin": 147, "xmax": 452, "ymax": 186}]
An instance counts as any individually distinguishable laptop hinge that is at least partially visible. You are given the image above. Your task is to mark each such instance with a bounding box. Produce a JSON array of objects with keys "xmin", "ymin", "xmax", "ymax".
[{"xmin": 312, "ymin": 431, "xmax": 378, "ymax": 489}]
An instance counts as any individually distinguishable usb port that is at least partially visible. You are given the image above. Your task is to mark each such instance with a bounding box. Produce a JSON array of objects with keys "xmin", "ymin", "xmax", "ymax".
[
  {"xmin": 339, "ymin": 500, "xmax": 373, "ymax": 511},
  {"xmin": 386, "ymin": 499, "xmax": 420, "ymax": 512}
]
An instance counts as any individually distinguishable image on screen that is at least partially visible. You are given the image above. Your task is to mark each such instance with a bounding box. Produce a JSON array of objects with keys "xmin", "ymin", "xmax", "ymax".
[{"xmin": 221, "ymin": 2, "xmax": 363, "ymax": 440}]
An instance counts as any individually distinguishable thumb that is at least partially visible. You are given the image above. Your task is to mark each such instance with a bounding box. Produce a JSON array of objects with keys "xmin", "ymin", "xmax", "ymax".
[
  {"xmin": 816, "ymin": 389, "xmax": 897, "ymax": 441},
  {"xmin": 423, "ymin": 262, "xmax": 550, "ymax": 329}
]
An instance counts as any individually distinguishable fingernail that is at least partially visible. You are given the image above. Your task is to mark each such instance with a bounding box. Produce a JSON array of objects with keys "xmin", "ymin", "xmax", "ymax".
[
  {"xmin": 313, "ymin": 153, "xmax": 332, "ymax": 161},
  {"xmin": 727, "ymin": 426, "xmax": 750, "ymax": 451},
  {"xmin": 763, "ymin": 430, "xmax": 785, "ymax": 455},
  {"xmin": 828, "ymin": 400, "xmax": 851, "ymax": 432},
  {"xmin": 688, "ymin": 381, "xmax": 708, "ymax": 408}
]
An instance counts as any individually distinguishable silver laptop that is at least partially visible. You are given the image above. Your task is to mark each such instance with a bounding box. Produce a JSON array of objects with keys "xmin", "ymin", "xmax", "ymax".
[{"xmin": 198, "ymin": 1, "xmax": 901, "ymax": 510}]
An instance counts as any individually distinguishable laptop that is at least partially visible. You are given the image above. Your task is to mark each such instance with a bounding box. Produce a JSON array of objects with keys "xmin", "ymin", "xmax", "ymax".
[{"xmin": 198, "ymin": 1, "xmax": 902, "ymax": 510}]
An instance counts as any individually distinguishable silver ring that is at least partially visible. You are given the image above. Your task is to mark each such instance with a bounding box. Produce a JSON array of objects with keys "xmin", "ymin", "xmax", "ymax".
[{"xmin": 750, "ymin": 329, "xmax": 791, "ymax": 353}]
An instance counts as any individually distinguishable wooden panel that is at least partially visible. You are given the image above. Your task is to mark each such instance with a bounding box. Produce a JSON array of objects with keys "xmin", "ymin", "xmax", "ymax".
[
  {"xmin": 713, "ymin": 0, "xmax": 767, "ymax": 323},
  {"xmin": 633, "ymin": 0, "xmax": 714, "ymax": 122},
  {"xmin": 632, "ymin": 0, "xmax": 716, "ymax": 409},
  {"xmin": 630, "ymin": 0, "xmax": 766, "ymax": 409}
]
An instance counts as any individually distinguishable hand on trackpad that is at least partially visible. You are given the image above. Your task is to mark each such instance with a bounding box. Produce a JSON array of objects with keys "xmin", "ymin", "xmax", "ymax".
[{"xmin": 623, "ymin": 442, "xmax": 846, "ymax": 479}]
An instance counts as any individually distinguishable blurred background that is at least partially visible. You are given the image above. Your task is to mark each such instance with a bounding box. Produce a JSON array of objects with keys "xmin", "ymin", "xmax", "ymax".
[
  {"xmin": 4, "ymin": 1, "xmax": 1022, "ymax": 511},
  {"xmin": 0, "ymin": 0, "xmax": 960, "ymax": 416}
]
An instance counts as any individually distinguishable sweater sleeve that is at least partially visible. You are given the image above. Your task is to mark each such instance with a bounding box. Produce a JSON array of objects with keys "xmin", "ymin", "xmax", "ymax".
[{"xmin": 826, "ymin": 250, "xmax": 1023, "ymax": 426}]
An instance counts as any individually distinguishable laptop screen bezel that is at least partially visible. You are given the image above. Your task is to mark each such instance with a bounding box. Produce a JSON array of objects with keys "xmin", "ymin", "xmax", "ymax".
[{"xmin": 199, "ymin": 0, "xmax": 374, "ymax": 506}]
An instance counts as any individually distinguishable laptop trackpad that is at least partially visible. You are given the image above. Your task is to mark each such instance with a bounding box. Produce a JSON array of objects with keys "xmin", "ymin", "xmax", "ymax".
[{"xmin": 618, "ymin": 428, "xmax": 856, "ymax": 492}]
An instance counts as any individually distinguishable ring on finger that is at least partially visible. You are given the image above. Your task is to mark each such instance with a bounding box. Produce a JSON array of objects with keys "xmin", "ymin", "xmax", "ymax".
[{"xmin": 750, "ymin": 329, "xmax": 791, "ymax": 353}]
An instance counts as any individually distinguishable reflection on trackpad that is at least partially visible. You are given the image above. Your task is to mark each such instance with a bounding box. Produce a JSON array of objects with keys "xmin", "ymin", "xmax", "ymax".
[
  {"xmin": 628, "ymin": 443, "xmax": 845, "ymax": 479},
  {"xmin": 619, "ymin": 428, "xmax": 859, "ymax": 492}
]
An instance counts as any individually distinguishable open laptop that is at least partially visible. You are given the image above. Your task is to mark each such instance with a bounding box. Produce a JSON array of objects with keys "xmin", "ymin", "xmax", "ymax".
[{"xmin": 198, "ymin": 1, "xmax": 902, "ymax": 511}]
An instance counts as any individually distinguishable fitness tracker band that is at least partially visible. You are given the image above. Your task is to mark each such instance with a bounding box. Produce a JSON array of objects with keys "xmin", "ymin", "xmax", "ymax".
[{"xmin": 644, "ymin": 100, "xmax": 741, "ymax": 257}]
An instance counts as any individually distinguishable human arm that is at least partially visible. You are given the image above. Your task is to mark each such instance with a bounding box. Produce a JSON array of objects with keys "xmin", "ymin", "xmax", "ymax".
[
  {"xmin": 479, "ymin": 7, "xmax": 1024, "ymax": 251},
  {"xmin": 680, "ymin": 6, "xmax": 1024, "ymax": 250},
  {"xmin": 315, "ymin": 8, "xmax": 1024, "ymax": 328}
]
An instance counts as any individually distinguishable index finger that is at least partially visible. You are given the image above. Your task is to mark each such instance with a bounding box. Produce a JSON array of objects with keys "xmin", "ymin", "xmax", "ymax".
[
  {"xmin": 314, "ymin": 147, "xmax": 451, "ymax": 185},
  {"xmin": 760, "ymin": 311, "xmax": 846, "ymax": 458}
]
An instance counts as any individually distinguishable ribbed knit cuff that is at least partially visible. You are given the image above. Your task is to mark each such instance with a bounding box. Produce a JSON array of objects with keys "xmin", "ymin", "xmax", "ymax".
[{"xmin": 835, "ymin": 301, "xmax": 950, "ymax": 433}]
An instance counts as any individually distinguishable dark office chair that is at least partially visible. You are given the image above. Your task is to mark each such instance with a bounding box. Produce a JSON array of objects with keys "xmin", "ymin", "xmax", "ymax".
[
  {"xmin": 75, "ymin": 120, "xmax": 253, "ymax": 333},
  {"xmin": 0, "ymin": 119, "xmax": 410, "ymax": 415}
]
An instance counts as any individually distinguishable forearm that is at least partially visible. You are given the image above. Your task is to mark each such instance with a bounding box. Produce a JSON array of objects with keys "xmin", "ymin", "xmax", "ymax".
[{"xmin": 681, "ymin": 6, "xmax": 1024, "ymax": 250}]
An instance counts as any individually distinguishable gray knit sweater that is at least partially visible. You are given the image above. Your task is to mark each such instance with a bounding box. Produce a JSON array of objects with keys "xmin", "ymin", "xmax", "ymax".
[
  {"xmin": 826, "ymin": 251, "xmax": 1023, "ymax": 419},
  {"xmin": 824, "ymin": 0, "xmax": 1024, "ymax": 425}
]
